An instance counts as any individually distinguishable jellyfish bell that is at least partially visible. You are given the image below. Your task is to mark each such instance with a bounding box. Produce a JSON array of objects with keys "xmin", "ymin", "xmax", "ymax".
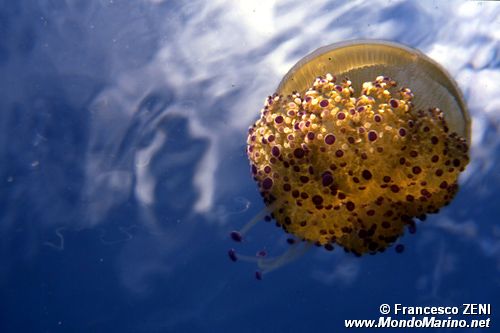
[
  {"xmin": 277, "ymin": 40, "xmax": 470, "ymax": 142},
  {"xmin": 230, "ymin": 40, "xmax": 470, "ymax": 279}
]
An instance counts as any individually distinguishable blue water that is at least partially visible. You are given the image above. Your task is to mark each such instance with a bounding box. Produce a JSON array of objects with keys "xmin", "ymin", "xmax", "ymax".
[{"xmin": 1, "ymin": 1, "xmax": 499, "ymax": 332}]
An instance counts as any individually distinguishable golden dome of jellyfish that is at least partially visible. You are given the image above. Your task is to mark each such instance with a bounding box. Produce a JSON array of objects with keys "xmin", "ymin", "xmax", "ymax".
[{"xmin": 230, "ymin": 40, "xmax": 470, "ymax": 279}]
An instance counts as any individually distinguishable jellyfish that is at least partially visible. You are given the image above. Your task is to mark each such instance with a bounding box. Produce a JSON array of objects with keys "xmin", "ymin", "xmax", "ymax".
[{"xmin": 231, "ymin": 40, "xmax": 470, "ymax": 278}]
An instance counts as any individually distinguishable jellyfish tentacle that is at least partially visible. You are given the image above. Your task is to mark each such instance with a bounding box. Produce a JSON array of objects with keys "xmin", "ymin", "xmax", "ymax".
[
  {"xmin": 230, "ymin": 200, "xmax": 283, "ymax": 241},
  {"xmin": 231, "ymin": 240, "xmax": 312, "ymax": 278},
  {"xmin": 256, "ymin": 241, "xmax": 312, "ymax": 274}
]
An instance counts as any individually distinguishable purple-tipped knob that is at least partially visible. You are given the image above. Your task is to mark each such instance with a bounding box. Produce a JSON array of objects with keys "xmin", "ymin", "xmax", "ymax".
[
  {"xmin": 230, "ymin": 231, "xmax": 243, "ymax": 242},
  {"xmin": 395, "ymin": 244, "xmax": 405, "ymax": 254},
  {"xmin": 256, "ymin": 249, "xmax": 267, "ymax": 257},
  {"xmin": 228, "ymin": 248, "xmax": 238, "ymax": 262},
  {"xmin": 255, "ymin": 271, "xmax": 263, "ymax": 280}
]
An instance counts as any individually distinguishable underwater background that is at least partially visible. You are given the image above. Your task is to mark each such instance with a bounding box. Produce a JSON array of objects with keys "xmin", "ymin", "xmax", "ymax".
[{"xmin": 0, "ymin": 0, "xmax": 499, "ymax": 332}]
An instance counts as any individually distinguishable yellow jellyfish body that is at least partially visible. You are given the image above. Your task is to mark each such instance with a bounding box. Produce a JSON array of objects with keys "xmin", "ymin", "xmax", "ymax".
[{"xmin": 246, "ymin": 41, "xmax": 470, "ymax": 255}]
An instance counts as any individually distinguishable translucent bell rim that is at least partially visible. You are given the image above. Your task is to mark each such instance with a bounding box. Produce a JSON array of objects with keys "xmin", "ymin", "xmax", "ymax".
[{"xmin": 276, "ymin": 40, "xmax": 470, "ymax": 143}]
